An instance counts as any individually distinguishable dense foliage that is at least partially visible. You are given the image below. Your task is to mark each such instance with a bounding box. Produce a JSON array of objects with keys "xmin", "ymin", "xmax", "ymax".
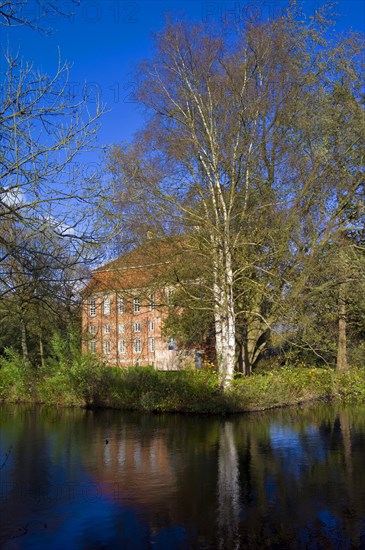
[
  {"xmin": 1, "ymin": 346, "xmax": 364, "ymax": 412},
  {"xmin": 109, "ymin": 3, "xmax": 364, "ymax": 380},
  {"xmin": 0, "ymin": 2, "xmax": 363, "ymax": 389}
]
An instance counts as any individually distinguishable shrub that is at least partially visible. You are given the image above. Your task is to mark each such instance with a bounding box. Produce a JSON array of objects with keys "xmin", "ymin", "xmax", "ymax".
[
  {"xmin": 1, "ymin": 351, "xmax": 365, "ymax": 412},
  {"xmin": 0, "ymin": 348, "xmax": 35, "ymax": 401},
  {"xmin": 335, "ymin": 367, "xmax": 365, "ymax": 402},
  {"xmin": 230, "ymin": 366, "xmax": 334, "ymax": 410}
]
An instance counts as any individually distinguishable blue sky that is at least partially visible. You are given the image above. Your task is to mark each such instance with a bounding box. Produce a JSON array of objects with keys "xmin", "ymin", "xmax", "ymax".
[{"xmin": 2, "ymin": 0, "xmax": 364, "ymax": 160}]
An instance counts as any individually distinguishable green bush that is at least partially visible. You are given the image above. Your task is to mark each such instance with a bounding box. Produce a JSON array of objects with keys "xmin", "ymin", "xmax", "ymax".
[
  {"xmin": 1, "ymin": 348, "xmax": 365, "ymax": 412},
  {"xmin": 230, "ymin": 366, "xmax": 334, "ymax": 410},
  {"xmin": 335, "ymin": 367, "xmax": 365, "ymax": 402},
  {"xmin": 105, "ymin": 368, "xmax": 224, "ymax": 413},
  {"xmin": 348, "ymin": 343, "xmax": 365, "ymax": 369},
  {"xmin": 38, "ymin": 369, "xmax": 80, "ymax": 406},
  {"xmin": 38, "ymin": 332, "xmax": 113, "ymax": 406},
  {"xmin": 0, "ymin": 349, "xmax": 36, "ymax": 401}
]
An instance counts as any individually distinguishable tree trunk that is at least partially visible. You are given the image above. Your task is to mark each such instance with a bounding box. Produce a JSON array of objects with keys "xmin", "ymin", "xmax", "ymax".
[
  {"xmin": 237, "ymin": 345, "xmax": 243, "ymax": 373},
  {"xmin": 221, "ymin": 239, "xmax": 236, "ymax": 387},
  {"xmin": 242, "ymin": 322, "xmax": 252, "ymax": 377},
  {"xmin": 213, "ymin": 242, "xmax": 236, "ymax": 388},
  {"xmin": 39, "ymin": 333, "xmax": 46, "ymax": 370},
  {"xmin": 215, "ymin": 255, "xmax": 236, "ymax": 387},
  {"xmin": 20, "ymin": 318, "xmax": 30, "ymax": 365},
  {"xmin": 243, "ymin": 342, "xmax": 252, "ymax": 377},
  {"xmin": 337, "ymin": 278, "xmax": 347, "ymax": 372},
  {"xmin": 220, "ymin": 303, "xmax": 236, "ymax": 388},
  {"xmin": 337, "ymin": 241, "xmax": 348, "ymax": 372}
]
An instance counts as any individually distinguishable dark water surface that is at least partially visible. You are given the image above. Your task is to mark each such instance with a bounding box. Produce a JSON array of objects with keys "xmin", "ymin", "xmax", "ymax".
[{"xmin": 0, "ymin": 403, "xmax": 365, "ymax": 549}]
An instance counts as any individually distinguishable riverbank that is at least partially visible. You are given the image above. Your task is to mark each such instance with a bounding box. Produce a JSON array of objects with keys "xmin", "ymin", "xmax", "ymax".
[{"xmin": 1, "ymin": 352, "xmax": 364, "ymax": 413}]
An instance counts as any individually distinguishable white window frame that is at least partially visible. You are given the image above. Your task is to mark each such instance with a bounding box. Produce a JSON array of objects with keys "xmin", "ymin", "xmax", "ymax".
[
  {"xmin": 117, "ymin": 296, "xmax": 125, "ymax": 314},
  {"xmin": 103, "ymin": 340, "xmax": 111, "ymax": 355},
  {"xmin": 134, "ymin": 338, "xmax": 141, "ymax": 353},
  {"xmin": 89, "ymin": 323, "xmax": 96, "ymax": 336},
  {"xmin": 133, "ymin": 322, "xmax": 141, "ymax": 333},
  {"xmin": 103, "ymin": 297, "xmax": 110, "ymax": 316},
  {"xmin": 133, "ymin": 297, "xmax": 140, "ymax": 313},
  {"xmin": 119, "ymin": 340, "xmax": 126, "ymax": 354},
  {"xmin": 149, "ymin": 337, "xmax": 155, "ymax": 353},
  {"xmin": 89, "ymin": 341, "xmax": 96, "ymax": 353},
  {"xmin": 118, "ymin": 323, "xmax": 125, "ymax": 334},
  {"xmin": 104, "ymin": 324, "xmax": 110, "ymax": 335},
  {"xmin": 89, "ymin": 299, "xmax": 96, "ymax": 317},
  {"xmin": 149, "ymin": 320, "xmax": 155, "ymax": 332}
]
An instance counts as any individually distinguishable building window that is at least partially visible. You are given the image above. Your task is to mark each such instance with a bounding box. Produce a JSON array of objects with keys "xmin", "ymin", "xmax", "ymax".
[
  {"xmin": 103, "ymin": 297, "xmax": 110, "ymax": 315},
  {"xmin": 89, "ymin": 341, "xmax": 96, "ymax": 353},
  {"xmin": 134, "ymin": 339, "xmax": 141, "ymax": 353},
  {"xmin": 104, "ymin": 324, "xmax": 110, "ymax": 335},
  {"xmin": 117, "ymin": 297, "xmax": 125, "ymax": 314},
  {"xmin": 149, "ymin": 293, "xmax": 155, "ymax": 311},
  {"xmin": 166, "ymin": 288, "xmax": 173, "ymax": 304},
  {"xmin": 103, "ymin": 341, "xmax": 111, "ymax": 355},
  {"xmin": 89, "ymin": 324, "xmax": 96, "ymax": 336},
  {"xmin": 118, "ymin": 323, "xmax": 125, "ymax": 334},
  {"xmin": 149, "ymin": 320, "xmax": 155, "ymax": 332},
  {"xmin": 89, "ymin": 299, "xmax": 96, "ymax": 317},
  {"xmin": 133, "ymin": 297, "xmax": 140, "ymax": 313},
  {"xmin": 119, "ymin": 340, "xmax": 126, "ymax": 354},
  {"xmin": 133, "ymin": 322, "xmax": 141, "ymax": 333},
  {"xmin": 149, "ymin": 337, "xmax": 155, "ymax": 353}
]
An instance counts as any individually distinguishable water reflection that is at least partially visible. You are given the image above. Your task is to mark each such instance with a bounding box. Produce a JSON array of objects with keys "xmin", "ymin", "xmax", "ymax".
[
  {"xmin": 89, "ymin": 425, "xmax": 178, "ymax": 512},
  {"xmin": 0, "ymin": 404, "xmax": 365, "ymax": 548},
  {"xmin": 217, "ymin": 422, "xmax": 241, "ymax": 550}
]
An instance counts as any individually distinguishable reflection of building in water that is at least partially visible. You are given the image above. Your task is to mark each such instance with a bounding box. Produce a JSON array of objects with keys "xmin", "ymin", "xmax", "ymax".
[
  {"xmin": 81, "ymin": 416, "xmax": 246, "ymax": 546},
  {"xmin": 86, "ymin": 429, "xmax": 178, "ymax": 515}
]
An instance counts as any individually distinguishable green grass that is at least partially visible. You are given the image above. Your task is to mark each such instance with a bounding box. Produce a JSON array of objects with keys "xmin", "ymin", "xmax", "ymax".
[{"xmin": 0, "ymin": 349, "xmax": 364, "ymax": 413}]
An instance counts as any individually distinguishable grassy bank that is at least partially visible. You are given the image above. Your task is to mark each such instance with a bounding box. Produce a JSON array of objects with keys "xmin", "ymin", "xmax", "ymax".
[{"xmin": 0, "ymin": 350, "xmax": 364, "ymax": 413}]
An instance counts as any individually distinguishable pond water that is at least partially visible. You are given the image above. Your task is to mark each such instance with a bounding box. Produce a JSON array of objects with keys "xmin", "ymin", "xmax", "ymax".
[{"xmin": 0, "ymin": 403, "xmax": 365, "ymax": 549}]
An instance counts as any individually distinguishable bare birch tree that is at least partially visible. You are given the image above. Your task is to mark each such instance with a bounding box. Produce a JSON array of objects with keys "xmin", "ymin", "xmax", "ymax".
[
  {"xmin": 0, "ymin": 0, "xmax": 111, "ymax": 365},
  {"xmin": 0, "ymin": 50, "xmax": 104, "ymax": 277},
  {"xmin": 109, "ymin": 4, "xmax": 364, "ymax": 384},
  {"xmin": 0, "ymin": 0, "xmax": 107, "ymax": 297},
  {"xmin": 0, "ymin": 1, "xmax": 79, "ymax": 30}
]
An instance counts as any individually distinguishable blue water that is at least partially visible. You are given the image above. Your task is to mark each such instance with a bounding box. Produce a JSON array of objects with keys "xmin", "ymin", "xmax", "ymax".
[{"xmin": 0, "ymin": 404, "xmax": 365, "ymax": 549}]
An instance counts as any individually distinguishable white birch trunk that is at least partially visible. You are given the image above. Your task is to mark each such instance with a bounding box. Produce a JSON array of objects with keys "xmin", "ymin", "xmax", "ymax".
[
  {"xmin": 224, "ymin": 243, "xmax": 236, "ymax": 386},
  {"xmin": 214, "ymin": 300, "xmax": 223, "ymax": 368},
  {"xmin": 219, "ymin": 263, "xmax": 236, "ymax": 388},
  {"xmin": 212, "ymin": 235, "xmax": 236, "ymax": 387}
]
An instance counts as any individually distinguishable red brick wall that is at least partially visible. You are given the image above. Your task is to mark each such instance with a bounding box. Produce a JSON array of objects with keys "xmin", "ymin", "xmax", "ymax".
[{"xmin": 82, "ymin": 290, "xmax": 169, "ymax": 367}]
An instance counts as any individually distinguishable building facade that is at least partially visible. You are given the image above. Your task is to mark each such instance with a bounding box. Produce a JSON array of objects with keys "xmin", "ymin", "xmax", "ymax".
[{"xmin": 82, "ymin": 242, "xmax": 193, "ymax": 370}]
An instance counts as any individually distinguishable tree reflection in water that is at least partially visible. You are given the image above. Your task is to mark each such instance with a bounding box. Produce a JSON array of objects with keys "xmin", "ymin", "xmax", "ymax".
[
  {"xmin": 217, "ymin": 421, "xmax": 241, "ymax": 550},
  {"xmin": 0, "ymin": 404, "xmax": 365, "ymax": 548}
]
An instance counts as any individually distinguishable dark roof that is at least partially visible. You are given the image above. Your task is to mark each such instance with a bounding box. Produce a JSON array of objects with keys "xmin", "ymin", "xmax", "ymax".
[{"xmin": 83, "ymin": 238, "xmax": 183, "ymax": 295}]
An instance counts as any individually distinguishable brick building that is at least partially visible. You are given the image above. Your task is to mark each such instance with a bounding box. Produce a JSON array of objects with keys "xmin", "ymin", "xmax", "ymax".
[{"xmin": 81, "ymin": 240, "xmax": 195, "ymax": 370}]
